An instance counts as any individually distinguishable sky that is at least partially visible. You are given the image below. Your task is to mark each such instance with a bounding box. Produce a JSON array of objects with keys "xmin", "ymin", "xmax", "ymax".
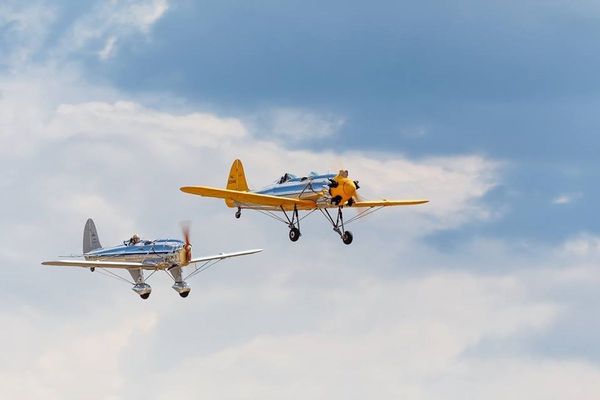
[{"xmin": 1, "ymin": 0, "xmax": 599, "ymax": 398}]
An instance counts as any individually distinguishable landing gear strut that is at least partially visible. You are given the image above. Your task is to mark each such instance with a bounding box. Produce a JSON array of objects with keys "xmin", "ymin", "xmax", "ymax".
[
  {"xmin": 130, "ymin": 270, "xmax": 152, "ymax": 299},
  {"xmin": 321, "ymin": 207, "xmax": 354, "ymax": 245},
  {"xmin": 170, "ymin": 267, "xmax": 191, "ymax": 298},
  {"xmin": 282, "ymin": 205, "xmax": 301, "ymax": 242}
]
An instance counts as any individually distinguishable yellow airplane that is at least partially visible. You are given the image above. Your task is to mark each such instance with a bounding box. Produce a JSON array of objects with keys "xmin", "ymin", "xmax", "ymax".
[{"xmin": 181, "ymin": 159, "xmax": 428, "ymax": 245}]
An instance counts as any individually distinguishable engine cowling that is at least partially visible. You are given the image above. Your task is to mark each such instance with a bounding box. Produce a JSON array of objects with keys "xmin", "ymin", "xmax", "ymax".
[{"xmin": 328, "ymin": 170, "xmax": 358, "ymax": 206}]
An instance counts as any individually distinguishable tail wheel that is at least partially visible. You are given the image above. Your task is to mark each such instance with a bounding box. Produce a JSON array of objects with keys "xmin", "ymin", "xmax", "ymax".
[
  {"xmin": 289, "ymin": 227, "xmax": 301, "ymax": 242},
  {"xmin": 235, "ymin": 209, "xmax": 241, "ymax": 219},
  {"xmin": 179, "ymin": 291, "xmax": 190, "ymax": 298},
  {"xmin": 140, "ymin": 293, "xmax": 150, "ymax": 300},
  {"xmin": 342, "ymin": 231, "xmax": 353, "ymax": 245}
]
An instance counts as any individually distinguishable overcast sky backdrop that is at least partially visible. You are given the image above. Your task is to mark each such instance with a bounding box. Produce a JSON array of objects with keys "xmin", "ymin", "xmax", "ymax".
[{"xmin": 1, "ymin": 0, "xmax": 599, "ymax": 398}]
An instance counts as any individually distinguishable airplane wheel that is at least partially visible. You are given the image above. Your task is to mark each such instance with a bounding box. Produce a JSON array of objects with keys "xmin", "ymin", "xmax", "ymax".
[
  {"xmin": 289, "ymin": 227, "xmax": 301, "ymax": 242},
  {"xmin": 235, "ymin": 210, "xmax": 241, "ymax": 219},
  {"xmin": 180, "ymin": 291, "xmax": 190, "ymax": 298},
  {"xmin": 342, "ymin": 231, "xmax": 353, "ymax": 245},
  {"xmin": 140, "ymin": 293, "xmax": 150, "ymax": 300}
]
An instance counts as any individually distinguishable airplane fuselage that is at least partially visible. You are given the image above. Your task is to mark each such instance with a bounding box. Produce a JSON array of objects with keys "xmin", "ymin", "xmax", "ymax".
[
  {"xmin": 84, "ymin": 239, "xmax": 185, "ymax": 268},
  {"xmin": 256, "ymin": 173, "xmax": 336, "ymax": 202}
]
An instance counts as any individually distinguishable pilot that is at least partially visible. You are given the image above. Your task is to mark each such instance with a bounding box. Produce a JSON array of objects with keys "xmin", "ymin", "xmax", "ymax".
[
  {"xmin": 128, "ymin": 234, "xmax": 141, "ymax": 245},
  {"xmin": 278, "ymin": 173, "xmax": 289, "ymax": 184}
]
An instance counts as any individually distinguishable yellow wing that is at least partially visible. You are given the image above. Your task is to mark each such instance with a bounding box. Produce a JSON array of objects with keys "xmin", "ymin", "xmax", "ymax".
[
  {"xmin": 351, "ymin": 199, "xmax": 429, "ymax": 208},
  {"xmin": 180, "ymin": 186, "xmax": 316, "ymax": 209}
]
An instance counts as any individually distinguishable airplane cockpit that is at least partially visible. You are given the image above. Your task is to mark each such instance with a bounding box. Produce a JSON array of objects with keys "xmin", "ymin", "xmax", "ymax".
[
  {"xmin": 277, "ymin": 173, "xmax": 297, "ymax": 184},
  {"xmin": 128, "ymin": 234, "xmax": 141, "ymax": 246},
  {"xmin": 124, "ymin": 234, "xmax": 153, "ymax": 246}
]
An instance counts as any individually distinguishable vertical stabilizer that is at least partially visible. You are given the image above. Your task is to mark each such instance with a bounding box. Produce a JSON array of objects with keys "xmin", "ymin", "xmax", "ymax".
[
  {"xmin": 225, "ymin": 159, "xmax": 249, "ymax": 208},
  {"xmin": 83, "ymin": 218, "xmax": 102, "ymax": 254},
  {"xmin": 226, "ymin": 159, "xmax": 249, "ymax": 192}
]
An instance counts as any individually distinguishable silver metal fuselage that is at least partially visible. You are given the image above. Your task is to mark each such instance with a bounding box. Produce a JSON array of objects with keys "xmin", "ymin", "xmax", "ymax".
[
  {"xmin": 84, "ymin": 239, "xmax": 185, "ymax": 269},
  {"xmin": 250, "ymin": 173, "xmax": 336, "ymax": 210}
]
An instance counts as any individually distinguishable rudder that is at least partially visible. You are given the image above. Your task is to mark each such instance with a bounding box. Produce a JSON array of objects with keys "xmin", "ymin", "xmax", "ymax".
[
  {"xmin": 83, "ymin": 218, "xmax": 102, "ymax": 254},
  {"xmin": 226, "ymin": 159, "xmax": 249, "ymax": 192}
]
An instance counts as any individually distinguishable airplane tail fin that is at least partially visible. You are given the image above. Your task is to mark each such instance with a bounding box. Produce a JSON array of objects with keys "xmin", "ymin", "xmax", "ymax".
[
  {"xmin": 226, "ymin": 159, "xmax": 249, "ymax": 192},
  {"xmin": 225, "ymin": 159, "xmax": 249, "ymax": 208},
  {"xmin": 83, "ymin": 218, "xmax": 102, "ymax": 254}
]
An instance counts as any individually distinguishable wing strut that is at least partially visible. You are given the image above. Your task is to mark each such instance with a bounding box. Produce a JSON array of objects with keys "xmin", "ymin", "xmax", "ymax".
[{"xmin": 183, "ymin": 258, "xmax": 224, "ymax": 281}]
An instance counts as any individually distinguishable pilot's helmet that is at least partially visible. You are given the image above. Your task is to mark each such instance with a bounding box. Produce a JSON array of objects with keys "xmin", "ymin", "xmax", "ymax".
[{"xmin": 131, "ymin": 234, "xmax": 141, "ymax": 244}]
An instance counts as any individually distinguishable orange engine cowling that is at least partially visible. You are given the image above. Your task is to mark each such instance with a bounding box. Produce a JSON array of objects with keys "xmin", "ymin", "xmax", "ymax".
[{"xmin": 328, "ymin": 170, "xmax": 360, "ymax": 206}]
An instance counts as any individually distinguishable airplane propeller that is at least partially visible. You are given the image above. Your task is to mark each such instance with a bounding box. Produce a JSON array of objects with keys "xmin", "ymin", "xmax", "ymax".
[{"xmin": 181, "ymin": 221, "xmax": 192, "ymax": 263}]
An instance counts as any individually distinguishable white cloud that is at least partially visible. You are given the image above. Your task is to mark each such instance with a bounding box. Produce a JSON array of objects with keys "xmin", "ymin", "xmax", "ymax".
[
  {"xmin": 0, "ymin": 2, "xmax": 56, "ymax": 68},
  {"xmin": 0, "ymin": 0, "xmax": 168, "ymax": 65},
  {"xmin": 253, "ymin": 107, "xmax": 345, "ymax": 142},
  {"xmin": 561, "ymin": 233, "xmax": 600, "ymax": 257},
  {"xmin": 552, "ymin": 192, "xmax": 582, "ymax": 205},
  {"xmin": 126, "ymin": 273, "xmax": 573, "ymax": 400},
  {"xmin": 59, "ymin": 0, "xmax": 168, "ymax": 60},
  {"xmin": 98, "ymin": 35, "xmax": 118, "ymax": 60},
  {"xmin": 47, "ymin": 100, "xmax": 246, "ymax": 145},
  {"xmin": 0, "ymin": 308, "xmax": 157, "ymax": 399}
]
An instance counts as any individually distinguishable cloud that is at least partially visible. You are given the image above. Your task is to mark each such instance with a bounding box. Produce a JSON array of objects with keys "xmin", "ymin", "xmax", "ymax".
[
  {"xmin": 561, "ymin": 233, "xmax": 600, "ymax": 258},
  {"xmin": 254, "ymin": 107, "xmax": 346, "ymax": 142},
  {"xmin": 98, "ymin": 35, "xmax": 117, "ymax": 60},
  {"xmin": 0, "ymin": 2, "xmax": 56, "ymax": 69},
  {"xmin": 58, "ymin": 0, "xmax": 168, "ymax": 60},
  {"xmin": 0, "ymin": 0, "xmax": 168, "ymax": 66},
  {"xmin": 552, "ymin": 192, "xmax": 582, "ymax": 205},
  {"xmin": 0, "ymin": 307, "xmax": 157, "ymax": 399},
  {"xmin": 127, "ymin": 272, "xmax": 576, "ymax": 400}
]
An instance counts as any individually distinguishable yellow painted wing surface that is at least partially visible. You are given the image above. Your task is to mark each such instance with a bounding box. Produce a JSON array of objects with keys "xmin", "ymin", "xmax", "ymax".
[
  {"xmin": 351, "ymin": 199, "xmax": 429, "ymax": 208},
  {"xmin": 180, "ymin": 186, "xmax": 316, "ymax": 209}
]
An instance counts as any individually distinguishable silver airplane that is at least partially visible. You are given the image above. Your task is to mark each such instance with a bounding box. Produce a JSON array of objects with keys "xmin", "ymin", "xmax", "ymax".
[{"xmin": 42, "ymin": 219, "xmax": 262, "ymax": 299}]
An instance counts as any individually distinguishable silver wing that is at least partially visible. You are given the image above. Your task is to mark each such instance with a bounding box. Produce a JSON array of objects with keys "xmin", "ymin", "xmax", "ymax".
[
  {"xmin": 41, "ymin": 249, "xmax": 263, "ymax": 270},
  {"xmin": 188, "ymin": 249, "xmax": 263, "ymax": 265},
  {"xmin": 41, "ymin": 260, "xmax": 147, "ymax": 269}
]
